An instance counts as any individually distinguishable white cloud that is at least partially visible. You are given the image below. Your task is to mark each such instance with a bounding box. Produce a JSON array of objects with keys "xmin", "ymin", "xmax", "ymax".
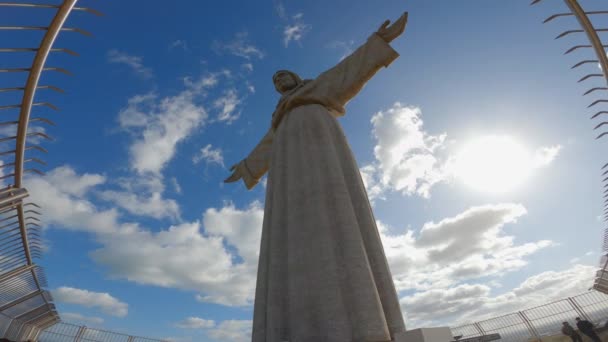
[
  {"xmin": 169, "ymin": 39, "xmax": 188, "ymax": 51},
  {"xmin": 327, "ymin": 40, "xmax": 355, "ymax": 61},
  {"xmin": 175, "ymin": 317, "xmax": 215, "ymax": 329},
  {"xmin": 362, "ymin": 103, "xmax": 561, "ymax": 199},
  {"xmin": 193, "ymin": 144, "xmax": 224, "ymax": 167},
  {"xmin": 29, "ymin": 166, "xmax": 264, "ymax": 307},
  {"xmin": 364, "ymin": 103, "xmax": 447, "ymax": 198},
  {"xmin": 207, "ymin": 320, "xmax": 252, "ymax": 342},
  {"xmin": 91, "ymin": 202, "xmax": 264, "ymax": 307},
  {"xmin": 379, "ymin": 203, "xmax": 553, "ymax": 292},
  {"xmin": 533, "ymin": 145, "xmax": 562, "ymax": 168},
  {"xmin": 118, "ymin": 76, "xmax": 216, "ymax": 175},
  {"xmin": 27, "ymin": 166, "xmax": 120, "ymax": 234},
  {"xmin": 273, "ymin": 2, "xmax": 310, "ymax": 48},
  {"xmin": 213, "ymin": 32, "xmax": 264, "ymax": 60},
  {"xmin": 283, "ymin": 18, "xmax": 311, "ymax": 47},
  {"xmin": 241, "ymin": 63, "xmax": 253, "ymax": 72},
  {"xmin": 401, "ymin": 264, "xmax": 595, "ymax": 327},
  {"xmin": 171, "ymin": 177, "xmax": 182, "ymax": 194},
  {"xmin": 62, "ymin": 312, "xmax": 104, "ymax": 325},
  {"xmin": 44, "ymin": 166, "xmax": 106, "ymax": 197},
  {"xmin": 52, "ymin": 287, "xmax": 128, "ymax": 317},
  {"xmin": 98, "ymin": 190, "xmax": 180, "ymax": 220},
  {"xmin": 274, "ymin": 0, "xmax": 287, "ymax": 20},
  {"xmin": 107, "ymin": 49, "xmax": 153, "ymax": 79},
  {"xmin": 214, "ymin": 89, "xmax": 242, "ymax": 123}
]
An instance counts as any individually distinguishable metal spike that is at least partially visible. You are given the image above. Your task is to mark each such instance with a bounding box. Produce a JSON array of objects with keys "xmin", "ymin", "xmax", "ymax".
[
  {"xmin": 595, "ymin": 122, "xmax": 608, "ymax": 130},
  {"xmin": 597, "ymin": 132, "xmax": 608, "ymax": 139},
  {"xmin": 573, "ymin": 60, "xmax": 600, "ymax": 69},
  {"xmin": 579, "ymin": 74, "xmax": 604, "ymax": 82},
  {"xmin": 0, "ymin": 67, "xmax": 72, "ymax": 75},
  {"xmin": 24, "ymin": 169, "xmax": 45, "ymax": 176},
  {"xmin": 565, "ymin": 45, "xmax": 592, "ymax": 54},
  {"xmin": 544, "ymin": 11, "xmax": 608, "ymax": 23},
  {"xmin": 592, "ymin": 111, "xmax": 608, "ymax": 119},
  {"xmin": 544, "ymin": 13, "xmax": 574, "ymax": 23},
  {"xmin": 584, "ymin": 87, "xmax": 607, "ymax": 95},
  {"xmin": 589, "ymin": 100, "xmax": 608, "ymax": 108},
  {"xmin": 556, "ymin": 30, "xmax": 584, "ymax": 39},
  {"xmin": 0, "ymin": 85, "xmax": 63, "ymax": 93}
]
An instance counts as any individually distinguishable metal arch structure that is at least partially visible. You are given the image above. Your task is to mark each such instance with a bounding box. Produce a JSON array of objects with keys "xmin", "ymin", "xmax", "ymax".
[
  {"xmin": 532, "ymin": 0, "xmax": 608, "ymax": 294},
  {"xmin": 0, "ymin": 1, "xmax": 101, "ymax": 340}
]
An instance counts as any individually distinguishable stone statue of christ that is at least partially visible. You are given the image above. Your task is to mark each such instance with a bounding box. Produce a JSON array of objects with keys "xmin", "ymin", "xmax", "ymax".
[{"xmin": 225, "ymin": 12, "xmax": 409, "ymax": 342}]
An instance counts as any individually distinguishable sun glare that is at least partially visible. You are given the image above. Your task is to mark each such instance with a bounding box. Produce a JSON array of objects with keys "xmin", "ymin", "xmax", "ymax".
[{"xmin": 454, "ymin": 135, "xmax": 532, "ymax": 193}]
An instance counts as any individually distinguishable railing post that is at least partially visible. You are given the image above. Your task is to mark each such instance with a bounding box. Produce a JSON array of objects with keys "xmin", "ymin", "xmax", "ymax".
[
  {"xmin": 128, "ymin": 336, "xmax": 135, "ymax": 342},
  {"xmin": 473, "ymin": 322, "xmax": 486, "ymax": 336},
  {"xmin": 73, "ymin": 325, "xmax": 87, "ymax": 342},
  {"xmin": 518, "ymin": 311, "xmax": 542, "ymax": 341},
  {"xmin": 567, "ymin": 297, "xmax": 592, "ymax": 321}
]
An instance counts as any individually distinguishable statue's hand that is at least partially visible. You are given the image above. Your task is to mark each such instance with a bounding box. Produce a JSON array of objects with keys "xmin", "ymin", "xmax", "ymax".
[
  {"xmin": 224, "ymin": 161, "xmax": 245, "ymax": 184},
  {"xmin": 376, "ymin": 12, "xmax": 408, "ymax": 43}
]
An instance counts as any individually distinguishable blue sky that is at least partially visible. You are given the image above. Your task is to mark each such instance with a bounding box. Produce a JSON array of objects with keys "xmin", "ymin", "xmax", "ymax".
[{"xmin": 4, "ymin": 0, "xmax": 608, "ymax": 341}]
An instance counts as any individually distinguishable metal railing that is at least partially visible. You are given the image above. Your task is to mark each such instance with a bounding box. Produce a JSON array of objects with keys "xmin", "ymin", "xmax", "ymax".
[
  {"xmin": 531, "ymin": 0, "xmax": 608, "ymax": 294},
  {"xmin": 451, "ymin": 291, "xmax": 608, "ymax": 342},
  {"xmin": 37, "ymin": 322, "xmax": 169, "ymax": 342},
  {"xmin": 0, "ymin": 0, "xmax": 100, "ymax": 339}
]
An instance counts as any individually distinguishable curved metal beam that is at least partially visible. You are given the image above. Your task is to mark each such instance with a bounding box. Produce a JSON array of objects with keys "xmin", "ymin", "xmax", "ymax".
[
  {"xmin": 13, "ymin": 0, "xmax": 77, "ymax": 189},
  {"xmin": 564, "ymin": 0, "xmax": 608, "ymax": 90}
]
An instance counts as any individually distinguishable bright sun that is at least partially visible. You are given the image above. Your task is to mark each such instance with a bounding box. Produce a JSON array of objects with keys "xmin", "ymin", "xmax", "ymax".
[{"xmin": 454, "ymin": 135, "xmax": 532, "ymax": 193}]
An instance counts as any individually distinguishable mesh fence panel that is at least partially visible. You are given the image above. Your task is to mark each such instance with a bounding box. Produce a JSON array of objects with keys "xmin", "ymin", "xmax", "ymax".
[
  {"xmin": 450, "ymin": 291, "xmax": 608, "ymax": 342},
  {"xmin": 38, "ymin": 322, "xmax": 167, "ymax": 342}
]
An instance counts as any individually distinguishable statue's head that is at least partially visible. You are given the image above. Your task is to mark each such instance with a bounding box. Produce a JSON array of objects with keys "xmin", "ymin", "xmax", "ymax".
[{"xmin": 273, "ymin": 70, "xmax": 302, "ymax": 94}]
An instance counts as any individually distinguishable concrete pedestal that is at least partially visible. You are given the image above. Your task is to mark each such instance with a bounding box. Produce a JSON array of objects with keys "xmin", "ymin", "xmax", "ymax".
[{"xmin": 394, "ymin": 327, "xmax": 454, "ymax": 342}]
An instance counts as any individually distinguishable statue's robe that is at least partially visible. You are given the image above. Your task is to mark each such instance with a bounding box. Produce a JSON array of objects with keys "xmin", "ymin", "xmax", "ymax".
[{"xmin": 242, "ymin": 34, "xmax": 406, "ymax": 342}]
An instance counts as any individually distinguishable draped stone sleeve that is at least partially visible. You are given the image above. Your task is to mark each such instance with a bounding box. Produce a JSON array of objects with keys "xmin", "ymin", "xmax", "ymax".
[
  {"xmin": 242, "ymin": 129, "xmax": 273, "ymax": 190},
  {"xmin": 306, "ymin": 33, "xmax": 399, "ymax": 115}
]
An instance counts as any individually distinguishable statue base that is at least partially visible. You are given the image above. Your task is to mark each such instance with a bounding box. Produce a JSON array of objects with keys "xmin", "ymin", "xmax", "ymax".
[{"xmin": 394, "ymin": 327, "xmax": 454, "ymax": 342}]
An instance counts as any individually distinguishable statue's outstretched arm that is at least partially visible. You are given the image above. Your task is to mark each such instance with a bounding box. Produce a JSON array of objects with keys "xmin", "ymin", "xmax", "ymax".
[
  {"xmin": 307, "ymin": 12, "xmax": 408, "ymax": 109},
  {"xmin": 376, "ymin": 12, "xmax": 408, "ymax": 43},
  {"xmin": 224, "ymin": 129, "xmax": 274, "ymax": 190}
]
